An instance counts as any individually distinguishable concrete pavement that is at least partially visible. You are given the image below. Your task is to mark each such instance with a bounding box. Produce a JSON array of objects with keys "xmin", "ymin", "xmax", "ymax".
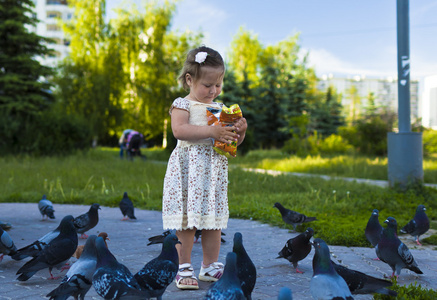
[{"xmin": 0, "ymin": 203, "xmax": 436, "ymax": 299}]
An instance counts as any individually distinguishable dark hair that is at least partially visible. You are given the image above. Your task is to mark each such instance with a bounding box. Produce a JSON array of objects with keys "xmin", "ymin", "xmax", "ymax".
[{"xmin": 178, "ymin": 46, "xmax": 225, "ymax": 90}]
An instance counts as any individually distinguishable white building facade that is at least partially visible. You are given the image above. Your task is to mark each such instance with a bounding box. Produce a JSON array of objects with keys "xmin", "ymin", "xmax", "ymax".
[
  {"xmin": 30, "ymin": 0, "xmax": 73, "ymax": 67},
  {"xmin": 422, "ymin": 75, "xmax": 437, "ymax": 130}
]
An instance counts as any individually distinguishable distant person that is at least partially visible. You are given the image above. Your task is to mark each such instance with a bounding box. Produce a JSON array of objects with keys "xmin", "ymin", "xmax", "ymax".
[
  {"xmin": 125, "ymin": 130, "xmax": 145, "ymax": 159},
  {"xmin": 119, "ymin": 129, "xmax": 133, "ymax": 158},
  {"xmin": 162, "ymin": 46, "xmax": 247, "ymax": 290}
]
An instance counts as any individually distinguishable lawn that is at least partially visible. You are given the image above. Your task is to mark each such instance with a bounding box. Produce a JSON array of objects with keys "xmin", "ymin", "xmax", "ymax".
[{"xmin": 0, "ymin": 147, "xmax": 436, "ymax": 247}]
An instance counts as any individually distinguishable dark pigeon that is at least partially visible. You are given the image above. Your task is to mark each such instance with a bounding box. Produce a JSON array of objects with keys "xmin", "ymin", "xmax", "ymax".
[
  {"xmin": 134, "ymin": 233, "xmax": 180, "ymax": 300},
  {"xmin": 277, "ymin": 287, "xmax": 293, "ymax": 300},
  {"xmin": 16, "ymin": 215, "xmax": 78, "ymax": 281},
  {"xmin": 232, "ymin": 232, "xmax": 256, "ymax": 300},
  {"xmin": 365, "ymin": 209, "xmax": 383, "ymax": 247},
  {"xmin": 277, "ymin": 227, "xmax": 314, "ymax": 273},
  {"xmin": 310, "ymin": 238, "xmax": 353, "ymax": 300},
  {"xmin": 204, "ymin": 252, "xmax": 245, "ymax": 300},
  {"xmin": 331, "ymin": 260, "xmax": 397, "ymax": 296},
  {"xmin": 12, "ymin": 220, "xmax": 62, "ymax": 261},
  {"xmin": 46, "ymin": 235, "xmax": 99, "ymax": 300},
  {"xmin": 38, "ymin": 195, "xmax": 55, "ymax": 220},
  {"xmin": 194, "ymin": 229, "xmax": 227, "ymax": 243},
  {"xmin": 74, "ymin": 203, "xmax": 101, "ymax": 239},
  {"xmin": 0, "ymin": 226, "xmax": 17, "ymax": 262},
  {"xmin": 92, "ymin": 236, "xmax": 150, "ymax": 299},
  {"xmin": 273, "ymin": 202, "xmax": 316, "ymax": 231},
  {"xmin": 376, "ymin": 217, "xmax": 423, "ymax": 278},
  {"xmin": 119, "ymin": 192, "xmax": 136, "ymax": 220},
  {"xmin": 400, "ymin": 204, "xmax": 430, "ymax": 246},
  {"xmin": 147, "ymin": 230, "xmax": 175, "ymax": 246}
]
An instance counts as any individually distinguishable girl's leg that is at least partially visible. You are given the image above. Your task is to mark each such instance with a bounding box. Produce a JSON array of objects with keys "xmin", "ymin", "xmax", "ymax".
[
  {"xmin": 176, "ymin": 229, "xmax": 197, "ymax": 287},
  {"xmin": 201, "ymin": 229, "xmax": 222, "ymax": 265}
]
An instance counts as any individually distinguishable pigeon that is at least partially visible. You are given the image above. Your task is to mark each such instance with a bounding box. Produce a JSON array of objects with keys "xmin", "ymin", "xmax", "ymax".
[
  {"xmin": 119, "ymin": 192, "xmax": 136, "ymax": 220},
  {"xmin": 365, "ymin": 209, "xmax": 383, "ymax": 247},
  {"xmin": 204, "ymin": 252, "xmax": 245, "ymax": 300},
  {"xmin": 0, "ymin": 221, "xmax": 12, "ymax": 230},
  {"xmin": 310, "ymin": 238, "xmax": 353, "ymax": 300},
  {"xmin": 12, "ymin": 219, "xmax": 62, "ymax": 261},
  {"xmin": 0, "ymin": 226, "xmax": 17, "ymax": 262},
  {"xmin": 147, "ymin": 230, "xmax": 175, "ymax": 246},
  {"xmin": 278, "ymin": 287, "xmax": 293, "ymax": 300},
  {"xmin": 331, "ymin": 260, "xmax": 397, "ymax": 296},
  {"xmin": 232, "ymin": 232, "xmax": 256, "ymax": 300},
  {"xmin": 92, "ymin": 236, "xmax": 150, "ymax": 299},
  {"xmin": 73, "ymin": 232, "xmax": 109, "ymax": 259},
  {"xmin": 376, "ymin": 217, "xmax": 423, "ymax": 278},
  {"xmin": 400, "ymin": 204, "xmax": 430, "ymax": 246},
  {"xmin": 38, "ymin": 194, "xmax": 56, "ymax": 220},
  {"xmin": 277, "ymin": 227, "xmax": 314, "ymax": 273},
  {"xmin": 134, "ymin": 233, "xmax": 180, "ymax": 300},
  {"xmin": 74, "ymin": 203, "xmax": 101, "ymax": 239},
  {"xmin": 46, "ymin": 235, "xmax": 99, "ymax": 300},
  {"xmin": 16, "ymin": 215, "xmax": 78, "ymax": 281},
  {"xmin": 195, "ymin": 229, "xmax": 227, "ymax": 243},
  {"xmin": 273, "ymin": 202, "xmax": 316, "ymax": 231}
]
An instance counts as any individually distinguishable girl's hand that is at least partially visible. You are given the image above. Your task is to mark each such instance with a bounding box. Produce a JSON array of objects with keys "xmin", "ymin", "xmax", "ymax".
[
  {"xmin": 234, "ymin": 117, "xmax": 247, "ymax": 135},
  {"xmin": 210, "ymin": 125, "xmax": 239, "ymax": 145}
]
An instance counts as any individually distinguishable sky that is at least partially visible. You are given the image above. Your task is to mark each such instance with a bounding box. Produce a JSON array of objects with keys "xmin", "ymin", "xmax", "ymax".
[{"xmin": 106, "ymin": 0, "xmax": 437, "ymax": 82}]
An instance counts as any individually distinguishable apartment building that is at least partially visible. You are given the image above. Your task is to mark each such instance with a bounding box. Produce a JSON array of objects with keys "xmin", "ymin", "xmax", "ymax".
[
  {"xmin": 422, "ymin": 75, "xmax": 437, "ymax": 129},
  {"xmin": 318, "ymin": 74, "xmax": 420, "ymax": 123},
  {"xmin": 30, "ymin": 0, "xmax": 73, "ymax": 67}
]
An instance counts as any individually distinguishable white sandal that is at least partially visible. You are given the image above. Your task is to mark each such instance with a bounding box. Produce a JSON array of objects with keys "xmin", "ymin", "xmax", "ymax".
[
  {"xmin": 199, "ymin": 261, "xmax": 224, "ymax": 282},
  {"xmin": 175, "ymin": 263, "xmax": 199, "ymax": 290}
]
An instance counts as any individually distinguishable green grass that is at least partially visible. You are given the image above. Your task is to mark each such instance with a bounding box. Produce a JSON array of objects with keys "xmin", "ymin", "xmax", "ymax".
[
  {"xmin": 1, "ymin": 147, "xmax": 436, "ymax": 247},
  {"xmin": 230, "ymin": 149, "xmax": 437, "ymax": 183}
]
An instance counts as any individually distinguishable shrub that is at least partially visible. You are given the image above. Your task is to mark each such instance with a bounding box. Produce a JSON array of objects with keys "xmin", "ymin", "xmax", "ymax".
[
  {"xmin": 318, "ymin": 134, "xmax": 354, "ymax": 154},
  {"xmin": 373, "ymin": 280, "xmax": 437, "ymax": 300},
  {"xmin": 423, "ymin": 129, "xmax": 437, "ymax": 156}
]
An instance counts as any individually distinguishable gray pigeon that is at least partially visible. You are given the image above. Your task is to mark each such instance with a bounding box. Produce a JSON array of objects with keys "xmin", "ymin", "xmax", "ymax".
[
  {"xmin": 16, "ymin": 215, "xmax": 78, "ymax": 281},
  {"xmin": 12, "ymin": 220, "xmax": 62, "ymax": 261},
  {"xmin": 310, "ymin": 238, "xmax": 353, "ymax": 300},
  {"xmin": 278, "ymin": 287, "xmax": 293, "ymax": 300},
  {"xmin": 0, "ymin": 226, "xmax": 17, "ymax": 262},
  {"xmin": 119, "ymin": 192, "xmax": 136, "ymax": 220},
  {"xmin": 147, "ymin": 230, "xmax": 175, "ymax": 246},
  {"xmin": 195, "ymin": 229, "xmax": 227, "ymax": 243},
  {"xmin": 46, "ymin": 235, "xmax": 99, "ymax": 300},
  {"xmin": 134, "ymin": 234, "xmax": 180, "ymax": 300},
  {"xmin": 204, "ymin": 252, "xmax": 245, "ymax": 300},
  {"xmin": 92, "ymin": 236, "xmax": 150, "ymax": 299},
  {"xmin": 273, "ymin": 202, "xmax": 316, "ymax": 231},
  {"xmin": 38, "ymin": 195, "xmax": 55, "ymax": 220},
  {"xmin": 365, "ymin": 209, "xmax": 382, "ymax": 247},
  {"xmin": 376, "ymin": 217, "xmax": 423, "ymax": 278},
  {"xmin": 400, "ymin": 204, "xmax": 430, "ymax": 246},
  {"xmin": 277, "ymin": 227, "xmax": 314, "ymax": 273},
  {"xmin": 74, "ymin": 203, "xmax": 100, "ymax": 239},
  {"xmin": 331, "ymin": 260, "xmax": 397, "ymax": 296},
  {"xmin": 233, "ymin": 232, "xmax": 256, "ymax": 300}
]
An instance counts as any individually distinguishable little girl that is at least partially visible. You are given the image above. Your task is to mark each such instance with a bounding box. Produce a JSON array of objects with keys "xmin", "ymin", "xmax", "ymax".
[{"xmin": 162, "ymin": 46, "xmax": 247, "ymax": 290}]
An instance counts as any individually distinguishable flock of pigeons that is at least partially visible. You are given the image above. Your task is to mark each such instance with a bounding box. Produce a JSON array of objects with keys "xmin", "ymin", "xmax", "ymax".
[
  {"xmin": 0, "ymin": 195, "xmax": 431, "ymax": 300},
  {"xmin": 272, "ymin": 202, "xmax": 431, "ymax": 299}
]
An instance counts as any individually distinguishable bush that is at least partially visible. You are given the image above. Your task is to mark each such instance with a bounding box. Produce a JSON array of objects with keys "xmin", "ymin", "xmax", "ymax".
[
  {"xmin": 0, "ymin": 110, "xmax": 92, "ymax": 156},
  {"xmin": 423, "ymin": 129, "xmax": 437, "ymax": 156},
  {"xmin": 373, "ymin": 280, "xmax": 437, "ymax": 300},
  {"xmin": 318, "ymin": 134, "xmax": 354, "ymax": 154}
]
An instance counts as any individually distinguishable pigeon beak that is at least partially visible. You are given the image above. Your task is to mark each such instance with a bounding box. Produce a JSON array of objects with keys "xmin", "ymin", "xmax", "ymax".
[{"xmin": 384, "ymin": 219, "xmax": 389, "ymax": 223}]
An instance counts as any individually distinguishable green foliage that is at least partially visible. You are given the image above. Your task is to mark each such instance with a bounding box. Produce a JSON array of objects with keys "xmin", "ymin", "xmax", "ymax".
[
  {"xmin": 373, "ymin": 280, "xmax": 437, "ymax": 300},
  {"xmin": 423, "ymin": 129, "xmax": 437, "ymax": 156},
  {"xmin": 422, "ymin": 234, "xmax": 437, "ymax": 246},
  {"xmin": 318, "ymin": 134, "xmax": 354, "ymax": 154},
  {"xmin": 0, "ymin": 0, "xmax": 54, "ymax": 118}
]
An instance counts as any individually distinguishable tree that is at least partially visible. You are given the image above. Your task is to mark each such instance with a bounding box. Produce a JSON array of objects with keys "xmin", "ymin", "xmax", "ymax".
[{"xmin": 0, "ymin": 0, "xmax": 54, "ymax": 118}]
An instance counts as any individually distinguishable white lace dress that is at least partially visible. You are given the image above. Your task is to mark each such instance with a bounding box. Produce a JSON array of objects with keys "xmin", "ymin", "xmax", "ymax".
[{"xmin": 162, "ymin": 97, "xmax": 229, "ymax": 230}]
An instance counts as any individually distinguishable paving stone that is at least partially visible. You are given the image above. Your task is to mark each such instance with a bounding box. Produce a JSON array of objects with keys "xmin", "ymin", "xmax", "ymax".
[{"xmin": 1, "ymin": 203, "xmax": 436, "ymax": 299}]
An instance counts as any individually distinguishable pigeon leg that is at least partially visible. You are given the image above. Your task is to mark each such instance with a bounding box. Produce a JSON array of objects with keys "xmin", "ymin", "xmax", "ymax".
[
  {"xmin": 79, "ymin": 233, "xmax": 89, "ymax": 239},
  {"xmin": 416, "ymin": 238, "xmax": 422, "ymax": 246},
  {"xmin": 48, "ymin": 268, "xmax": 61, "ymax": 280},
  {"xmin": 121, "ymin": 216, "xmax": 129, "ymax": 221},
  {"xmin": 372, "ymin": 257, "xmax": 380, "ymax": 261},
  {"xmin": 0, "ymin": 254, "xmax": 4, "ymax": 262},
  {"xmin": 295, "ymin": 268, "xmax": 304, "ymax": 274}
]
